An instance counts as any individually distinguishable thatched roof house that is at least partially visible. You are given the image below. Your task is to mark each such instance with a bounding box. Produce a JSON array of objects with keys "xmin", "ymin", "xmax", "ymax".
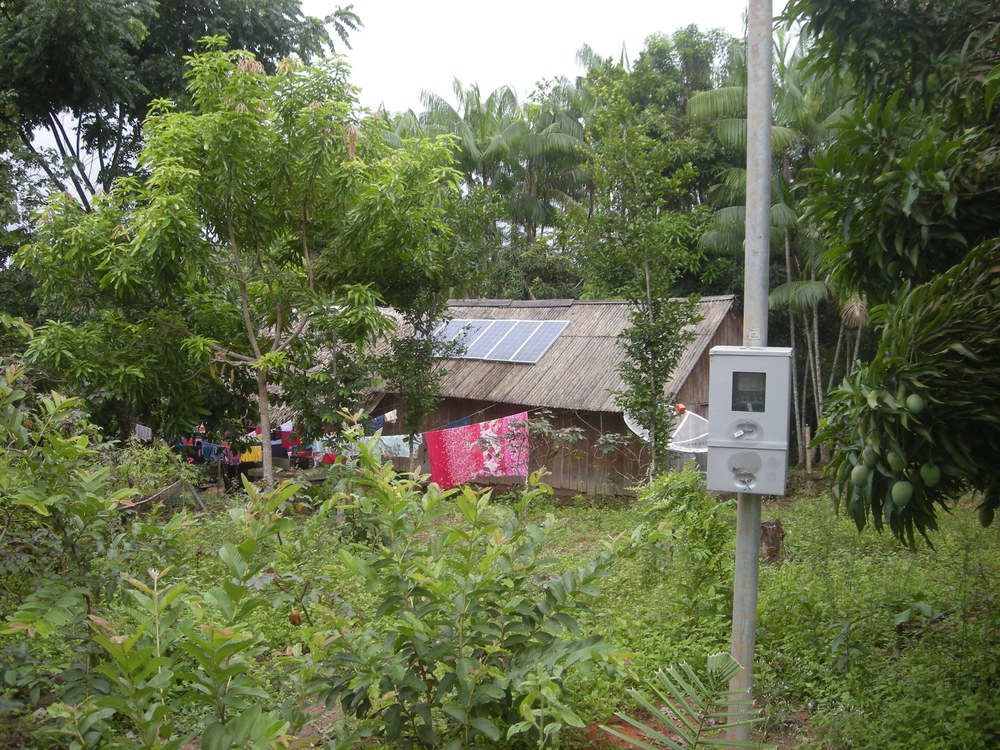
[
  {"xmin": 380, "ymin": 296, "xmax": 740, "ymax": 496},
  {"xmin": 432, "ymin": 296, "xmax": 738, "ymax": 416}
]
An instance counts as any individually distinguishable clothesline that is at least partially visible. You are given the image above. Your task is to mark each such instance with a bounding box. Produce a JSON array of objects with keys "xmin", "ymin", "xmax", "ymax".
[{"xmin": 429, "ymin": 405, "xmax": 548, "ymax": 432}]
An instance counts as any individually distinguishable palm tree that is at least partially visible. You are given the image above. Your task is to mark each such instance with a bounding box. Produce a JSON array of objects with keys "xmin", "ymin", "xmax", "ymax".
[
  {"xmin": 396, "ymin": 79, "xmax": 591, "ymax": 298},
  {"xmin": 687, "ymin": 27, "xmax": 852, "ymax": 465}
]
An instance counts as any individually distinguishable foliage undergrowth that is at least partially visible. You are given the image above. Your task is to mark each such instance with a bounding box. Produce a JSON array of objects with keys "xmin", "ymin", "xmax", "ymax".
[
  {"xmin": 754, "ymin": 484, "xmax": 1000, "ymax": 748},
  {"xmin": 3, "ymin": 367, "xmax": 998, "ymax": 749}
]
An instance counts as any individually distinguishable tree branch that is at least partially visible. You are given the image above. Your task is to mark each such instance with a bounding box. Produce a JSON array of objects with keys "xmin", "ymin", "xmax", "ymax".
[
  {"xmin": 52, "ymin": 113, "xmax": 96, "ymax": 196},
  {"xmin": 0, "ymin": 510, "xmax": 14, "ymax": 547},
  {"xmin": 18, "ymin": 129, "xmax": 70, "ymax": 194},
  {"xmin": 273, "ymin": 313, "xmax": 311, "ymax": 355},
  {"xmin": 44, "ymin": 113, "xmax": 92, "ymax": 211}
]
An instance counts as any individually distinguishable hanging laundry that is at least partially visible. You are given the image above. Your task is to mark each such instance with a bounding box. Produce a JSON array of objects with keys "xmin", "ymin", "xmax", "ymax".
[
  {"xmin": 444, "ymin": 415, "xmax": 472, "ymax": 429},
  {"xmin": 376, "ymin": 434, "xmax": 423, "ymax": 458},
  {"xmin": 383, "ymin": 409, "xmax": 398, "ymax": 424},
  {"xmin": 133, "ymin": 424, "xmax": 153, "ymax": 442},
  {"xmin": 424, "ymin": 412, "xmax": 529, "ymax": 489},
  {"xmin": 280, "ymin": 431, "xmax": 301, "ymax": 449},
  {"xmin": 240, "ymin": 445, "xmax": 263, "ymax": 462}
]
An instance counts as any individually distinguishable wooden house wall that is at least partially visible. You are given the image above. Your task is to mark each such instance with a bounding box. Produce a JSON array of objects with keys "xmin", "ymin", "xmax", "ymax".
[
  {"xmin": 379, "ymin": 397, "xmax": 646, "ymax": 497},
  {"xmin": 675, "ymin": 310, "xmax": 743, "ymax": 417},
  {"xmin": 374, "ymin": 305, "xmax": 741, "ymax": 496}
]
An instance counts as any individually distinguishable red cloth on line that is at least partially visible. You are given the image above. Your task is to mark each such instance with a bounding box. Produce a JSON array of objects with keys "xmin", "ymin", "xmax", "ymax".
[
  {"xmin": 280, "ymin": 430, "xmax": 301, "ymax": 449},
  {"xmin": 424, "ymin": 412, "xmax": 529, "ymax": 490}
]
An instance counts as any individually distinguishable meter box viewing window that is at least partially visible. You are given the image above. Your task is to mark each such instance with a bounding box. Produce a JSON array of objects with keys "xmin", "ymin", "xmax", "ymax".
[
  {"xmin": 732, "ymin": 371, "xmax": 767, "ymax": 412},
  {"xmin": 707, "ymin": 346, "xmax": 792, "ymax": 495}
]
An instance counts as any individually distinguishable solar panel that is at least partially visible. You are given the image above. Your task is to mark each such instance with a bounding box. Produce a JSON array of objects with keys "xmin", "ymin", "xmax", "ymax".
[
  {"xmin": 510, "ymin": 320, "xmax": 570, "ymax": 363},
  {"xmin": 435, "ymin": 319, "xmax": 469, "ymax": 344},
  {"xmin": 483, "ymin": 320, "xmax": 542, "ymax": 361},
  {"xmin": 463, "ymin": 320, "xmax": 517, "ymax": 359},
  {"xmin": 433, "ymin": 317, "xmax": 570, "ymax": 363},
  {"xmin": 454, "ymin": 319, "xmax": 492, "ymax": 347}
]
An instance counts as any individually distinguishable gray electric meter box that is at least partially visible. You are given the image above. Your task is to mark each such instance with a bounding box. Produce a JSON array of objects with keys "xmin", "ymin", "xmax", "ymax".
[{"xmin": 707, "ymin": 346, "xmax": 792, "ymax": 495}]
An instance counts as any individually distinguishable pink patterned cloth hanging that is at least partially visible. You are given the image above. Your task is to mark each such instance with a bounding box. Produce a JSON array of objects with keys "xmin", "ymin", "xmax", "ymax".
[{"xmin": 425, "ymin": 412, "xmax": 529, "ymax": 489}]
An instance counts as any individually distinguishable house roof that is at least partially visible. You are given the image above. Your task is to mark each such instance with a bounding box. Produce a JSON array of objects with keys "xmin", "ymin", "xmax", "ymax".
[{"xmin": 429, "ymin": 296, "xmax": 737, "ymax": 413}]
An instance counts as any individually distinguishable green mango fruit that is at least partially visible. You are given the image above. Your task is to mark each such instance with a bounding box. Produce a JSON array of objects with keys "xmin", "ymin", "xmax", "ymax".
[
  {"xmin": 905, "ymin": 393, "xmax": 926, "ymax": 414},
  {"xmin": 891, "ymin": 481, "xmax": 914, "ymax": 508},
  {"xmin": 919, "ymin": 463, "xmax": 941, "ymax": 488},
  {"xmin": 887, "ymin": 451, "xmax": 906, "ymax": 472},
  {"xmin": 851, "ymin": 464, "xmax": 870, "ymax": 487}
]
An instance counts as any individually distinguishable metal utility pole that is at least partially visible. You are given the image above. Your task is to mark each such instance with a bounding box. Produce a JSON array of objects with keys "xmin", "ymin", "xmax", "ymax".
[{"xmin": 729, "ymin": 0, "xmax": 772, "ymax": 745}]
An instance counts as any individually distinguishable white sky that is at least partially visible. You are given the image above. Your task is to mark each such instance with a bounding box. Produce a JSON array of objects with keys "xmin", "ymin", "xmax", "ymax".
[{"xmin": 302, "ymin": 1, "xmax": 788, "ymax": 114}]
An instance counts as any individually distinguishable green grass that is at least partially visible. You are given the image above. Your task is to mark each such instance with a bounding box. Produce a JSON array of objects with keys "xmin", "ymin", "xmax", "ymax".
[{"xmin": 515, "ymin": 479, "xmax": 1000, "ymax": 748}]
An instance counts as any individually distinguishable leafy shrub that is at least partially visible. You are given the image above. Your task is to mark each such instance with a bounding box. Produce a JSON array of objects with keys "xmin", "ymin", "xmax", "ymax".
[
  {"xmin": 630, "ymin": 464, "xmax": 736, "ymax": 622},
  {"xmin": 104, "ymin": 440, "xmax": 201, "ymax": 498},
  {"xmin": 318, "ymin": 446, "xmax": 615, "ymax": 749}
]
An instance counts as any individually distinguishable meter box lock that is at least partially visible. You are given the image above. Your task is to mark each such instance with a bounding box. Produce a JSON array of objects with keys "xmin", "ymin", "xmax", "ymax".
[{"xmin": 707, "ymin": 346, "xmax": 792, "ymax": 495}]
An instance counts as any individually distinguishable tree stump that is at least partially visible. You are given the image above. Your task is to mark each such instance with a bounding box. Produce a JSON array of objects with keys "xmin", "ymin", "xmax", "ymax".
[{"xmin": 760, "ymin": 519, "xmax": 785, "ymax": 563}]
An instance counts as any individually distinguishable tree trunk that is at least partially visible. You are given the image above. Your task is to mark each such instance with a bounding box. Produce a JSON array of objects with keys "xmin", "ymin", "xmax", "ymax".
[
  {"xmin": 851, "ymin": 323, "xmax": 864, "ymax": 369},
  {"xmin": 644, "ymin": 259, "xmax": 658, "ymax": 476},
  {"xmin": 784, "ymin": 227, "xmax": 805, "ymax": 465},
  {"xmin": 810, "ymin": 293, "xmax": 831, "ymax": 465},
  {"xmin": 826, "ymin": 316, "xmax": 846, "ymax": 394},
  {"xmin": 256, "ymin": 370, "xmax": 274, "ymax": 487}
]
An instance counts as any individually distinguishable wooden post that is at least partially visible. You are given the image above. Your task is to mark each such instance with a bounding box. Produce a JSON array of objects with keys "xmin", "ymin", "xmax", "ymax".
[{"xmin": 805, "ymin": 424, "xmax": 812, "ymax": 475}]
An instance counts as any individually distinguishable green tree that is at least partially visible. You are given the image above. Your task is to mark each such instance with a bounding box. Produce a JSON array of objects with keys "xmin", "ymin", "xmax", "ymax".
[
  {"xmin": 567, "ymin": 29, "xmax": 741, "ymax": 471},
  {"xmin": 787, "ymin": 0, "xmax": 1000, "ymax": 540},
  {"xmin": 403, "ymin": 78, "xmax": 590, "ymax": 299},
  {"xmin": 21, "ymin": 44, "xmax": 459, "ymax": 485},
  {"xmin": 575, "ymin": 35, "xmax": 724, "ymax": 472},
  {"xmin": 0, "ymin": 0, "xmax": 359, "ymax": 207}
]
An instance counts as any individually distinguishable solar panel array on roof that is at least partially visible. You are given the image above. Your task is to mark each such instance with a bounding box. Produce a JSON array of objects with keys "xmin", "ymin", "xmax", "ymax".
[{"xmin": 433, "ymin": 318, "xmax": 569, "ymax": 364}]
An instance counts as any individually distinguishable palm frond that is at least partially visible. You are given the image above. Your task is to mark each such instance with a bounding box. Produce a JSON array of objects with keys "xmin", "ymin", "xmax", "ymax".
[
  {"xmin": 688, "ymin": 86, "xmax": 747, "ymax": 122},
  {"xmin": 769, "ymin": 279, "xmax": 831, "ymax": 310},
  {"xmin": 699, "ymin": 229, "xmax": 744, "ymax": 256},
  {"xmin": 771, "ymin": 125, "xmax": 801, "ymax": 152},
  {"xmin": 841, "ymin": 295, "xmax": 868, "ymax": 327},
  {"xmin": 522, "ymin": 131, "xmax": 582, "ymax": 159},
  {"xmin": 600, "ymin": 653, "xmax": 774, "ymax": 750},
  {"xmin": 715, "ymin": 118, "xmax": 747, "ymax": 150},
  {"xmin": 720, "ymin": 167, "xmax": 747, "ymax": 195},
  {"xmin": 712, "ymin": 205, "xmax": 745, "ymax": 230},
  {"xmin": 713, "ymin": 121, "xmax": 800, "ymax": 152},
  {"xmin": 770, "ymin": 202, "xmax": 798, "ymax": 229}
]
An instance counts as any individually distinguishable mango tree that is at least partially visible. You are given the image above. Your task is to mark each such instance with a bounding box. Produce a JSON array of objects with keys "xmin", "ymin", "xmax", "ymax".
[
  {"xmin": 788, "ymin": 0, "xmax": 1000, "ymax": 540},
  {"xmin": 21, "ymin": 42, "xmax": 459, "ymax": 484}
]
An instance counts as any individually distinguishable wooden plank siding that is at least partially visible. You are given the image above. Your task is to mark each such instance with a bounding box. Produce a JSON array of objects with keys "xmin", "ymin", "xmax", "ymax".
[
  {"xmin": 674, "ymin": 308, "xmax": 743, "ymax": 416},
  {"xmin": 380, "ymin": 397, "xmax": 646, "ymax": 497}
]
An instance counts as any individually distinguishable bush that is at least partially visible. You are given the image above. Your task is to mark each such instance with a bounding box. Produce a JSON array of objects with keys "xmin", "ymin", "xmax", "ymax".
[
  {"xmin": 630, "ymin": 464, "xmax": 736, "ymax": 623},
  {"xmin": 318, "ymin": 444, "xmax": 615, "ymax": 749}
]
